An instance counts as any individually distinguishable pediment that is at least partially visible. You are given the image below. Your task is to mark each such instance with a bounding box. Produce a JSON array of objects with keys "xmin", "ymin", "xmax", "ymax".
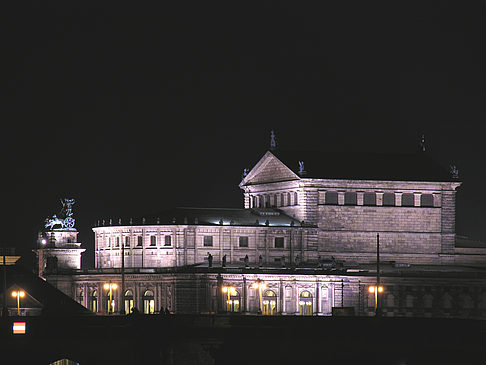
[{"xmin": 240, "ymin": 151, "xmax": 300, "ymax": 186}]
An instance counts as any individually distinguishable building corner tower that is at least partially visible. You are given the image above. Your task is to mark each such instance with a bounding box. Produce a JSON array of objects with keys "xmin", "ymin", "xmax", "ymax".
[{"xmin": 34, "ymin": 199, "xmax": 85, "ymax": 279}]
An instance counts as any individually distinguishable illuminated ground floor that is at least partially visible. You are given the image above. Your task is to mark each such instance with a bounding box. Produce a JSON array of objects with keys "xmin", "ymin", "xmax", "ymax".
[{"xmin": 45, "ymin": 264, "xmax": 486, "ymax": 319}]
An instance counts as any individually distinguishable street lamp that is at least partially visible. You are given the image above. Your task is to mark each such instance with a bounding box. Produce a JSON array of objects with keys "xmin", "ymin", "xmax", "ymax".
[
  {"xmin": 222, "ymin": 285, "xmax": 237, "ymax": 312},
  {"xmin": 368, "ymin": 285, "xmax": 384, "ymax": 315},
  {"xmin": 11, "ymin": 290, "xmax": 25, "ymax": 315},
  {"xmin": 103, "ymin": 282, "xmax": 118, "ymax": 314},
  {"xmin": 251, "ymin": 279, "xmax": 266, "ymax": 315}
]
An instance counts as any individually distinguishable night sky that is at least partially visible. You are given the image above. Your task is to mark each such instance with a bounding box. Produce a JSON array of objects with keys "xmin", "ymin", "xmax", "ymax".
[{"xmin": 3, "ymin": 2, "xmax": 486, "ymax": 268}]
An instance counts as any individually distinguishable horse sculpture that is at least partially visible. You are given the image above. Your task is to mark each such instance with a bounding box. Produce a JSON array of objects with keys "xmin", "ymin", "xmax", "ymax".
[{"xmin": 45, "ymin": 215, "xmax": 64, "ymax": 230}]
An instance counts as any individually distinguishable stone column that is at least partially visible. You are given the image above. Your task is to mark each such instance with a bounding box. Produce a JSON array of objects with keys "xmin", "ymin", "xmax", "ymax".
[
  {"xmin": 242, "ymin": 276, "xmax": 247, "ymax": 313},
  {"xmin": 414, "ymin": 193, "xmax": 421, "ymax": 207},
  {"xmin": 376, "ymin": 192, "xmax": 383, "ymax": 206},
  {"xmin": 338, "ymin": 191, "xmax": 345, "ymax": 205},
  {"xmin": 229, "ymin": 227, "xmax": 233, "ymax": 264},
  {"xmin": 395, "ymin": 192, "xmax": 402, "ymax": 206}
]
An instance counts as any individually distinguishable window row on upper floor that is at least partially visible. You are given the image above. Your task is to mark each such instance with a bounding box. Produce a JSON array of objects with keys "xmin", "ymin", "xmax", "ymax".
[
  {"xmin": 249, "ymin": 192, "xmax": 299, "ymax": 208},
  {"xmin": 320, "ymin": 191, "xmax": 437, "ymax": 207},
  {"xmin": 99, "ymin": 235, "xmax": 294, "ymax": 250},
  {"xmin": 98, "ymin": 234, "xmax": 173, "ymax": 249}
]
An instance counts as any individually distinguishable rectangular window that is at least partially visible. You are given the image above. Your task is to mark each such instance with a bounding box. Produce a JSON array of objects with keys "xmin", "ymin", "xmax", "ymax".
[
  {"xmin": 204, "ymin": 236, "xmax": 213, "ymax": 247},
  {"xmin": 274, "ymin": 237, "xmax": 284, "ymax": 248},
  {"xmin": 383, "ymin": 193, "xmax": 395, "ymax": 206},
  {"xmin": 325, "ymin": 191, "xmax": 338, "ymax": 205},
  {"xmin": 150, "ymin": 236, "xmax": 156, "ymax": 246},
  {"xmin": 137, "ymin": 236, "xmax": 143, "ymax": 247},
  {"xmin": 164, "ymin": 235, "xmax": 172, "ymax": 246},
  {"xmin": 363, "ymin": 192, "xmax": 376, "ymax": 206},
  {"xmin": 125, "ymin": 236, "xmax": 130, "ymax": 247},
  {"xmin": 239, "ymin": 236, "xmax": 249, "ymax": 247},
  {"xmin": 116, "ymin": 237, "xmax": 120, "ymax": 247}
]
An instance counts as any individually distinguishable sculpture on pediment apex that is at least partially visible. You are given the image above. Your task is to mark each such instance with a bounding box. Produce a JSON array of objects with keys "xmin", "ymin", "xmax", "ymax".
[
  {"xmin": 60, "ymin": 198, "xmax": 75, "ymax": 217},
  {"xmin": 45, "ymin": 198, "xmax": 76, "ymax": 230},
  {"xmin": 449, "ymin": 164, "xmax": 459, "ymax": 179},
  {"xmin": 270, "ymin": 130, "xmax": 277, "ymax": 150}
]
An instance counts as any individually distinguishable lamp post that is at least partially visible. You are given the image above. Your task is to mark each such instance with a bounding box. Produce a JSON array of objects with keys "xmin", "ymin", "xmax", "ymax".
[
  {"xmin": 368, "ymin": 285, "xmax": 384, "ymax": 314},
  {"xmin": 251, "ymin": 279, "xmax": 266, "ymax": 315},
  {"xmin": 222, "ymin": 285, "xmax": 237, "ymax": 312},
  {"xmin": 11, "ymin": 290, "xmax": 25, "ymax": 316},
  {"xmin": 103, "ymin": 282, "xmax": 118, "ymax": 314}
]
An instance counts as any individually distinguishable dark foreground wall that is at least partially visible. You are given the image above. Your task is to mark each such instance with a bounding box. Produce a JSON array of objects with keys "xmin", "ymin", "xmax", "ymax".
[{"xmin": 1, "ymin": 314, "xmax": 486, "ymax": 365}]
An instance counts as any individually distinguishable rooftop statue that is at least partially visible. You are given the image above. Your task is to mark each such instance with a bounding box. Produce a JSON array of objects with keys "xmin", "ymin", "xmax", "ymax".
[{"xmin": 45, "ymin": 198, "xmax": 76, "ymax": 230}]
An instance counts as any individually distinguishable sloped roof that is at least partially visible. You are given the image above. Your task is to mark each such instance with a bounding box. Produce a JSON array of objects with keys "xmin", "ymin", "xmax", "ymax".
[
  {"xmin": 272, "ymin": 149, "xmax": 454, "ymax": 182},
  {"xmin": 97, "ymin": 207, "xmax": 308, "ymax": 227},
  {"xmin": 0, "ymin": 264, "xmax": 92, "ymax": 315}
]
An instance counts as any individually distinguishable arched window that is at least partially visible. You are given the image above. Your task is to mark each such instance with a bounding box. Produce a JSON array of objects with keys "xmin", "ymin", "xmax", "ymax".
[
  {"xmin": 383, "ymin": 193, "xmax": 395, "ymax": 206},
  {"xmin": 224, "ymin": 289, "xmax": 240, "ymax": 313},
  {"xmin": 78, "ymin": 290, "xmax": 84, "ymax": 306},
  {"xmin": 344, "ymin": 192, "xmax": 357, "ymax": 205},
  {"xmin": 385, "ymin": 293, "xmax": 395, "ymax": 308},
  {"xmin": 91, "ymin": 290, "xmax": 98, "ymax": 312},
  {"xmin": 294, "ymin": 192, "xmax": 298, "ymax": 205},
  {"xmin": 401, "ymin": 193, "xmax": 415, "ymax": 207},
  {"xmin": 143, "ymin": 290, "xmax": 155, "ymax": 314},
  {"xmin": 405, "ymin": 294, "xmax": 414, "ymax": 308},
  {"xmin": 420, "ymin": 194, "xmax": 434, "ymax": 207},
  {"xmin": 325, "ymin": 191, "xmax": 338, "ymax": 205},
  {"xmin": 280, "ymin": 193, "xmax": 284, "ymax": 207},
  {"xmin": 363, "ymin": 192, "xmax": 376, "ymax": 206},
  {"xmin": 299, "ymin": 291, "xmax": 313, "ymax": 316},
  {"xmin": 124, "ymin": 290, "xmax": 134, "ymax": 314},
  {"xmin": 441, "ymin": 293, "xmax": 452, "ymax": 309},
  {"xmin": 263, "ymin": 290, "xmax": 277, "ymax": 315},
  {"xmin": 423, "ymin": 293, "xmax": 433, "ymax": 308}
]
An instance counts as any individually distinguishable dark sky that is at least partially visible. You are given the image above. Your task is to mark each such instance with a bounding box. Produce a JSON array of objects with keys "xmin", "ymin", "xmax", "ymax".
[{"xmin": 3, "ymin": 1, "xmax": 486, "ymax": 268}]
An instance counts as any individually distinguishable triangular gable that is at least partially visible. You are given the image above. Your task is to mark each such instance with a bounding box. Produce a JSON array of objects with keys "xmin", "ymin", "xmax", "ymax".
[{"xmin": 240, "ymin": 151, "xmax": 300, "ymax": 186}]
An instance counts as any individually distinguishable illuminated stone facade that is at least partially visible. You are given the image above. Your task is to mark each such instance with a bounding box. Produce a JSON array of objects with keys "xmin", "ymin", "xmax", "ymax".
[{"xmin": 38, "ymin": 150, "xmax": 486, "ymax": 318}]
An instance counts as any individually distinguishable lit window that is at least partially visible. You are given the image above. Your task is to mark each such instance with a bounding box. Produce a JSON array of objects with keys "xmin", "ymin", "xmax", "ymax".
[
  {"xmin": 164, "ymin": 235, "xmax": 172, "ymax": 246},
  {"xmin": 274, "ymin": 237, "xmax": 284, "ymax": 249},
  {"xmin": 239, "ymin": 236, "xmax": 249, "ymax": 248},
  {"xmin": 91, "ymin": 290, "xmax": 98, "ymax": 312},
  {"xmin": 262, "ymin": 290, "xmax": 277, "ymax": 315},
  {"xmin": 204, "ymin": 236, "xmax": 213, "ymax": 247},
  {"xmin": 143, "ymin": 290, "xmax": 155, "ymax": 314},
  {"xmin": 124, "ymin": 290, "xmax": 134, "ymax": 314},
  {"xmin": 299, "ymin": 291, "xmax": 313, "ymax": 315}
]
